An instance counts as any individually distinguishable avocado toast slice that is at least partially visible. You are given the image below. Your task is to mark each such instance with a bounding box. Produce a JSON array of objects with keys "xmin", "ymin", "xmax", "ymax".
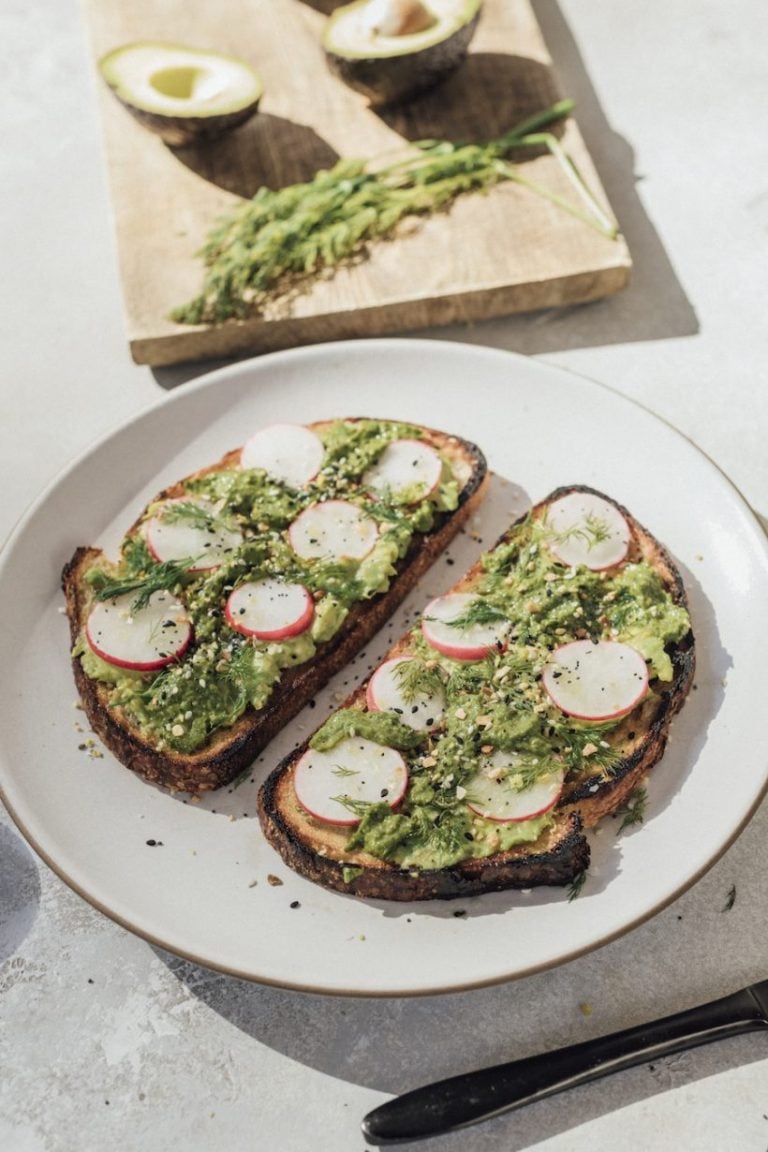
[
  {"xmin": 258, "ymin": 486, "xmax": 695, "ymax": 899},
  {"xmin": 61, "ymin": 418, "xmax": 488, "ymax": 794}
]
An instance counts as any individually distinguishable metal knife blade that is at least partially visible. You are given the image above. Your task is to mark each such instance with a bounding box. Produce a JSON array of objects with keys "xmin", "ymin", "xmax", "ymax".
[{"xmin": 362, "ymin": 980, "xmax": 768, "ymax": 1145}]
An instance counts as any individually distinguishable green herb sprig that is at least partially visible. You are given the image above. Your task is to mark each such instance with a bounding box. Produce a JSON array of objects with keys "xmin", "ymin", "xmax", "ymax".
[
  {"xmin": 567, "ymin": 870, "xmax": 587, "ymax": 902},
  {"xmin": 171, "ymin": 99, "xmax": 617, "ymax": 326},
  {"xmin": 615, "ymin": 785, "xmax": 648, "ymax": 834},
  {"xmin": 440, "ymin": 599, "xmax": 508, "ymax": 630},
  {"xmin": 393, "ymin": 658, "xmax": 446, "ymax": 704},
  {"xmin": 547, "ymin": 512, "xmax": 612, "ymax": 552},
  {"xmin": 161, "ymin": 500, "xmax": 240, "ymax": 536},
  {"xmin": 89, "ymin": 558, "xmax": 195, "ymax": 612}
]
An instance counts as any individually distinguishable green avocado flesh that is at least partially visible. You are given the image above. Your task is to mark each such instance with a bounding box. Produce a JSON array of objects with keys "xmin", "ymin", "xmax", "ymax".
[
  {"xmin": 307, "ymin": 507, "xmax": 691, "ymax": 872},
  {"xmin": 324, "ymin": 0, "xmax": 482, "ymax": 105},
  {"xmin": 99, "ymin": 42, "xmax": 263, "ymax": 145},
  {"xmin": 76, "ymin": 420, "xmax": 461, "ymax": 757}
]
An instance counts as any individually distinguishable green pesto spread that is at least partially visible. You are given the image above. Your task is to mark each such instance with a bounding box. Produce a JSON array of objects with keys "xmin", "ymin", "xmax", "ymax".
[
  {"xmin": 308, "ymin": 509, "xmax": 691, "ymax": 871},
  {"xmin": 75, "ymin": 420, "xmax": 461, "ymax": 756}
]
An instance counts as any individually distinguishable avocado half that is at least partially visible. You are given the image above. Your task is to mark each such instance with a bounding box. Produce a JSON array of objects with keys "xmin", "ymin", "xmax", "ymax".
[
  {"xmin": 323, "ymin": 0, "xmax": 482, "ymax": 106},
  {"xmin": 98, "ymin": 42, "xmax": 263, "ymax": 147}
]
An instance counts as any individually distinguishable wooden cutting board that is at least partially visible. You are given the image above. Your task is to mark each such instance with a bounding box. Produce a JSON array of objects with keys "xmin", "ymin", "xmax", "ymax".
[{"xmin": 84, "ymin": 0, "xmax": 631, "ymax": 366}]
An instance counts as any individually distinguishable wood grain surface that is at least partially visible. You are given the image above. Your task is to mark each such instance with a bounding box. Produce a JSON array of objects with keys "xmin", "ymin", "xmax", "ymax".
[{"xmin": 84, "ymin": 0, "xmax": 631, "ymax": 366}]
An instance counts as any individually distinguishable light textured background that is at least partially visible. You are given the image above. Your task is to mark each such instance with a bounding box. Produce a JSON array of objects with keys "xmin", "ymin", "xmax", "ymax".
[{"xmin": 2, "ymin": 1, "xmax": 768, "ymax": 1150}]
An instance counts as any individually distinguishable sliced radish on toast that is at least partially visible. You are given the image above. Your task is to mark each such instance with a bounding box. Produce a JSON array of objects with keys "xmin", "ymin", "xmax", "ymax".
[
  {"xmin": 240, "ymin": 423, "xmax": 324, "ymax": 488},
  {"xmin": 288, "ymin": 500, "xmax": 378, "ymax": 562},
  {"xmin": 544, "ymin": 491, "xmax": 630, "ymax": 570},
  {"xmin": 145, "ymin": 498, "xmax": 242, "ymax": 572},
  {"xmin": 293, "ymin": 738, "xmax": 408, "ymax": 826},
  {"xmin": 465, "ymin": 750, "xmax": 564, "ymax": 823},
  {"xmin": 421, "ymin": 592, "xmax": 508, "ymax": 661},
  {"xmin": 363, "ymin": 439, "xmax": 442, "ymax": 503},
  {"xmin": 86, "ymin": 590, "xmax": 192, "ymax": 671},
  {"xmin": 542, "ymin": 639, "xmax": 649, "ymax": 721},
  {"xmin": 224, "ymin": 578, "xmax": 314, "ymax": 641},
  {"xmin": 366, "ymin": 656, "xmax": 446, "ymax": 732}
]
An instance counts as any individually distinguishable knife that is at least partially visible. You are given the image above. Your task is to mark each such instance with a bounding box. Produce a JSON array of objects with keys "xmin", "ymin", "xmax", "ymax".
[{"xmin": 362, "ymin": 980, "xmax": 768, "ymax": 1145}]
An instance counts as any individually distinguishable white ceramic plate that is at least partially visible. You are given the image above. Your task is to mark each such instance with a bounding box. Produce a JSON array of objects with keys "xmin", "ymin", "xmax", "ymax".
[{"xmin": 2, "ymin": 339, "xmax": 767, "ymax": 996}]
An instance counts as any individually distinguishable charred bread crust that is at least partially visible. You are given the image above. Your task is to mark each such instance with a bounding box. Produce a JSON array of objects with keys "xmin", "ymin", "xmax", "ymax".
[
  {"xmin": 257, "ymin": 485, "xmax": 695, "ymax": 899},
  {"xmin": 61, "ymin": 420, "xmax": 488, "ymax": 794},
  {"xmin": 259, "ymin": 767, "xmax": 589, "ymax": 899}
]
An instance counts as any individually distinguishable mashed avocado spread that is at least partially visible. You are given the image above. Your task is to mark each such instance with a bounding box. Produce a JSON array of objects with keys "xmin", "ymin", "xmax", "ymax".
[
  {"xmin": 76, "ymin": 420, "xmax": 461, "ymax": 755},
  {"xmin": 307, "ymin": 510, "xmax": 691, "ymax": 871}
]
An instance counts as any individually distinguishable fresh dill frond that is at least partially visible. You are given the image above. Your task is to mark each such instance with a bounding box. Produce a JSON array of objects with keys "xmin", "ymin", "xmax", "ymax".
[
  {"xmin": 161, "ymin": 499, "xmax": 239, "ymax": 536},
  {"xmin": 445, "ymin": 656, "xmax": 496, "ymax": 695},
  {"xmin": 331, "ymin": 765, "xmax": 361, "ymax": 778},
  {"xmin": 393, "ymin": 658, "xmax": 445, "ymax": 704},
  {"xmin": 90, "ymin": 557, "xmax": 195, "ymax": 611},
  {"xmin": 615, "ymin": 785, "xmax": 648, "ymax": 834},
  {"xmin": 331, "ymin": 794, "xmax": 373, "ymax": 818},
  {"xmin": 362, "ymin": 496, "xmax": 406, "ymax": 524},
  {"xmin": 438, "ymin": 599, "xmax": 508, "ymax": 630},
  {"xmin": 567, "ymin": 870, "xmax": 587, "ymax": 901},
  {"xmin": 546, "ymin": 512, "xmax": 612, "ymax": 553}
]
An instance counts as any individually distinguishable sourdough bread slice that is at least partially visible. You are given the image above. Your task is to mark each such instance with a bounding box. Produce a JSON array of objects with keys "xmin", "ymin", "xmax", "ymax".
[
  {"xmin": 62, "ymin": 418, "xmax": 488, "ymax": 794},
  {"xmin": 258, "ymin": 486, "xmax": 695, "ymax": 899}
]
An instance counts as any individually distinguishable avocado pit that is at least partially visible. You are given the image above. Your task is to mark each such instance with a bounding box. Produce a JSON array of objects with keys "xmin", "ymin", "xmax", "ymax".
[
  {"xmin": 364, "ymin": 0, "xmax": 438, "ymax": 38},
  {"xmin": 324, "ymin": 0, "xmax": 482, "ymax": 106}
]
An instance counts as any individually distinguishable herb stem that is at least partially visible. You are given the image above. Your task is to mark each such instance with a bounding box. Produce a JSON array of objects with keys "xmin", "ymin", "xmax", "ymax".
[
  {"xmin": 171, "ymin": 99, "xmax": 617, "ymax": 326},
  {"xmin": 508, "ymin": 132, "xmax": 617, "ymax": 237}
]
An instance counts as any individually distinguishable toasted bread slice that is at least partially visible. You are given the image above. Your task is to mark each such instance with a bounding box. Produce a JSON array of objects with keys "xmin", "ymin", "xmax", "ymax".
[
  {"xmin": 62, "ymin": 418, "xmax": 488, "ymax": 794},
  {"xmin": 258, "ymin": 486, "xmax": 695, "ymax": 899}
]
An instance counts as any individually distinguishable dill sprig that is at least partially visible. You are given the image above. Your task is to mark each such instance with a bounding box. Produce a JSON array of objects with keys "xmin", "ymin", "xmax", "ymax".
[
  {"xmin": 89, "ymin": 557, "xmax": 195, "ymax": 611},
  {"xmin": 331, "ymin": 795, "xmax": 374, "ymax": 818},
  {"xmin": 615, "ymin": 785, "xmax": 648, "ymax": 834},
  {"xmin": 445, "ymin": 656, "xmax": 496, "ymax": 695},
  {"xmin": 567, "ymin": 870, "xmax": 587, "ymax": 901},
  {"xmin": 171, "ymin": 99, "xmax": 617, "ymax": 326},
  {"xmin": 546, "ymin": 512, "xmax": 612, "ymax": 552},
  {"xmin": 441, "ymin": 599, "xmax": 508, "ymax": 630},
  {"xmin": 161, "ymin": 499, "xmax": 239, "ymax": 536},
  {"xmin": 362, "ymin": 497, "xmax": 407, "ymax": 524},
  {"xmin": 393, "ymin": 658, "xmax": 445, "ymax": 704}
]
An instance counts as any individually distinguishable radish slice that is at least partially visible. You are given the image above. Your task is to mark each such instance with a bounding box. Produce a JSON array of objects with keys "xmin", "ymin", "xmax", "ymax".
[
  {"xmin": 294, "ymin": 738, "xmax": 408, "ymax": 826},
  {"xmin": 363, "ymin": 439, "xmax": 443, "ymax": 503},
  {"xmin": 366, "ymin": 656, "xmax": 445, "ymax": 732},
  {"xmin": 240, "ymin": 423, "xmax": 324, "ymax": 488},
  {"xmin": 86, "ymin": 590, "xmax": 192, "ymax": 671},
  {"xmin": 465, "ymin": 751, "xmax": 565, "ymax": 823},
  {"xmin": 545, "ymin": 492, "xmax": 630, "ymax": 570},
  {"xmin": 288, "ymin": 500, "xmax": 378, "ymax": 562},
  {"xmin": 224, "ymin": 579, "xmax": 314, "ymax": 641},
  {"xmin": 145, "ymin": 497, "xmax": 242, "ymax": 572},
  {"xmin": 421, "ymin": 592, "xmax": 508, "ymax": 661},
  {"xmin": 542, "ymin": 639, "xmax": 649, "ymax": 721}
]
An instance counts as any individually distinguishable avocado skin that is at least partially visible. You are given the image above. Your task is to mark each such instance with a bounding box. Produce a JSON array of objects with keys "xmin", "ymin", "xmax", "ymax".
[
  {"xmin": 111, "ymin": 94, "xmax": 261, "ymax": 147},
  {"xmin": 325, "ymin": 11, "xmax": 480, "ymax": 106}
]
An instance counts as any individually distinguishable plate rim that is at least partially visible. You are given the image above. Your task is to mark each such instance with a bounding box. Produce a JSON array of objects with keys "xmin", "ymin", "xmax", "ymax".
[{"xmin": 2, "ymin": 337, "xmax": 768, "ymax": 997}]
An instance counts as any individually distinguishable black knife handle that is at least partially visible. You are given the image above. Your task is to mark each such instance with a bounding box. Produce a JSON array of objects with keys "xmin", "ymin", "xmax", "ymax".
[{"xmin": 362, "ymin": 986, "xmax": 768, "ymax": 1145}]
